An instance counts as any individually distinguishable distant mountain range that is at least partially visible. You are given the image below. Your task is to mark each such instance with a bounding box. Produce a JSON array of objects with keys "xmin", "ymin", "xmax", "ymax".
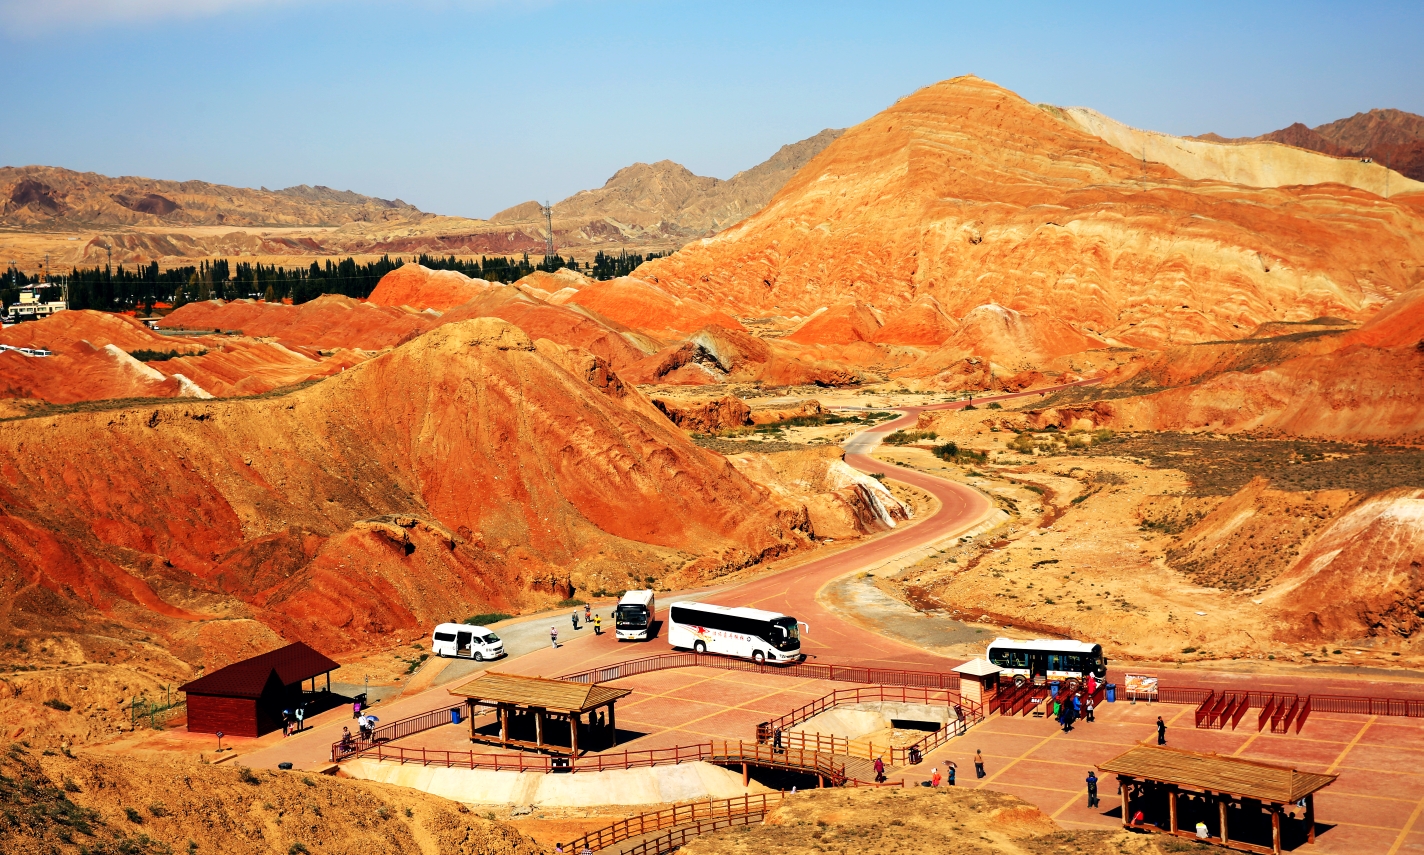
[
  {"xmin": 0, "ymin": 165, "xmax": 425, "ymax": 228},
  {"xmin": 1196, "ymin": 108, "xmax": 1424, "ymax": 181},
  {"xmin": 0, "ymin": 130, "xmax": 845, "ymax": 258}
]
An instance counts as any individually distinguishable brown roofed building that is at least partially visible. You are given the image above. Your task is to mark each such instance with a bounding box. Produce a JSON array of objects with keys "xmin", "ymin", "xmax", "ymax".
[{"xmin": 180, "ymin": 642, "xmax": 340, "ymax": 737}]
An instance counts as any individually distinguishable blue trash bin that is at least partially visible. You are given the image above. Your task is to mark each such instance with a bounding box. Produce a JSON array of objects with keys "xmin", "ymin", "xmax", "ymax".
[
  {"xmin": 1049, "ymin": 680, "xmax": 1060, "ymax": 697},
  {"xmin": 450, "ymin": 708, "xmax": 462, "ymax": 725},
  {"xmin": 1106, "ymin": 683, "xmax": 1116, "ymax": 703}
]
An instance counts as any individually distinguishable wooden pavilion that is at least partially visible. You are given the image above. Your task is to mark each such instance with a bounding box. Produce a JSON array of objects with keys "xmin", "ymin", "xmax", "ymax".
[
  {"xmin": 1099, "ymin": 745, "xmax": 1337, "ymax": 854},
  {"xmin": 449, "ymin": 671, "xmax": 631, "ymax": 756}
]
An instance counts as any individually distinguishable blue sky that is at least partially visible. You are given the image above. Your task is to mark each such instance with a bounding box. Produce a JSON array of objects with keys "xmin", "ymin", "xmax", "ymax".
[{"xmin": 2, "ymin": 1, "xmax": 1421, "ymax": 218}]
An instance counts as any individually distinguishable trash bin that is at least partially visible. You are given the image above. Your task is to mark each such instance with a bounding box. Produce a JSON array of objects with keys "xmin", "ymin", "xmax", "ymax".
[
  {"xmin": 1049, "ymin": 680, "xmax": 1060, "ymax": 697},
  {"xmin": 450, "ymin": 708, "xmax": 462, "ymax": 725},
  {"xmin": 1106, "ymin": 683, "xmax": 1116, "ymax": 703}
]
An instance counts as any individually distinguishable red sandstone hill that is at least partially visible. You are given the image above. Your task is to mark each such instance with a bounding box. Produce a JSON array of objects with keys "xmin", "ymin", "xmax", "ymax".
[
  {"xmin": 1031, "ymin": 288, "xmax": 1424, "ymax": 441},
  {"xmin": 160, "ymin": 295, "xmax": 431, "ymax": 349},
  {"xmin": 366, "ymin": 263, "xmax": 491, "ymax": 310},
  {"xmin": 636, "ymin": 76, "xmax": 1424, "ymax": 352},
  {"xmin": 0, "ymin": 318, "xmax": 812, "ymax": 658},
  {"xmin": 0, "ymin": 309, "xmax": 363, "ymax": 404}
]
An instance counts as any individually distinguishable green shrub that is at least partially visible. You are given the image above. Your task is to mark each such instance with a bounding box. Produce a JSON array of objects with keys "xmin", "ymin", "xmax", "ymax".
[
  {"xmin": 986, "ymin": 402, "xmax": 1002, "ymax": 410},
  {"xmin": 883, "ymin": 430, "xmax": 937, "ymax": 445},
  {"xmin": 556, "ymin": 598, "xmax": 586, "ymax": 607},
  {"xmin": 464, "ymin": 613, "xmax": 513, "ymax": 626},
  {"xmin": 124, "ymin": 807, "xmax": 144, "ymax": 824},
  {"xmin": 128, "ymin": 348, "xmax": 206, "ymax": 362}
]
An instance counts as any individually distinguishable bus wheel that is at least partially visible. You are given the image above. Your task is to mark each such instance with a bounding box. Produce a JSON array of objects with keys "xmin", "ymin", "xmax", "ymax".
[
  {"xmin": 1063, "ymin": 677, "xmax": 1080, "ymax": 694},
  {"xmin": 694, "ymin": 641, "xmax": 707, "ymax": 654},
  {"xmin": 753, "ymin": 651, "xmax": 766, "ymax": 665},
  {"xmin": 1012, "ymin": 674, "xmax": 1027, "ymax": 688}
]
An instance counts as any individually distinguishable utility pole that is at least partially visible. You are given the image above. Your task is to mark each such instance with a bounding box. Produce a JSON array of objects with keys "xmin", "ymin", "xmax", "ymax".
[{"xmin": 540, "ymin": 201, "xmax": 555, "ymax": 258}]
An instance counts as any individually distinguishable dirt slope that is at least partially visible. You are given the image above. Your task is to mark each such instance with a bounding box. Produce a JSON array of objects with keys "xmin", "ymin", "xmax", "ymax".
[
  {"xmin": 637, "ymin": 76, "xmax": 1424, "ymax": 351},
  {"xmin": 0, "ymin": 318, "xmax": 812, "ymax": 665},
  {"xmin": 681, "ymin": 786, "xmax": 1204, "ymax": 855},
  {"xmin": 1, "ymin": 745, "xmax": 542, "ymax": 855}
]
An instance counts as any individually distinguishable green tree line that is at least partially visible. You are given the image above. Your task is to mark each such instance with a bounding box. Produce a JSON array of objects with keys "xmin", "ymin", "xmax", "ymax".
[{"xmin": 4, "ymin": 248, "xmax": 668, "ymax": 313}]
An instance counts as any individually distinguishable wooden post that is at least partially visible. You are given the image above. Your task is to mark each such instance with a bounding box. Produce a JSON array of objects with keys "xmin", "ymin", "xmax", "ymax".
[
  {"xmin": 1306, "ymin": 793, "xmax": 1316, "ymax": 843},
  {"xmin": 534, "ymin": 709, "xmax": 544, "ymax": 747},
  {"xmin": 1271, "ymin": 805, "xmax": 1282, "ymax": 855},
  {"xmin": 609, "ymin": 703, "xmax": 617, "ymax": 747},
  {"xmin": 499, "ymin": 704, "xmax": 509, "ymax": 746},
  {"xmin": 1121, "ymin": 778, "xmax": 1131, "ymax": 827},
  {"xmin": 326, "ymin": 673, "xmax": 331, "ymax": 692},
  {"xmin": 742, "ymin": 762, "xmax": 749, "ymax": 787},
  {"xmin": 571, "ymin": 712, "xmax": 580, "ymax": 757},
  {"xmin": 469, "ymin": 702, "xmax": 477, "ymax": 741},
  {"xmin": 1168, "ymin": 787, "xmax": 1178, "ymax": 834},
  {"xmin": 1220, "ymin": 797, "xmax": 1229, "ymax": 845}
]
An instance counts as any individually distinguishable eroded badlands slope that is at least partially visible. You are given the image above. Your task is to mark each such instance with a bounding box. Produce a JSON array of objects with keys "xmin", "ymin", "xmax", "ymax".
[{"xmin": 0, "ymin": 318, "xmax": 811, "ymax": 662}]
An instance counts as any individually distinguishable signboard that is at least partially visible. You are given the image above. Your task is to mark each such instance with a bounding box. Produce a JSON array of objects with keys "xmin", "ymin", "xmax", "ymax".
[{"xmin": 1124, "ymin": 674, "xmax": 1159, "ymax": 700}]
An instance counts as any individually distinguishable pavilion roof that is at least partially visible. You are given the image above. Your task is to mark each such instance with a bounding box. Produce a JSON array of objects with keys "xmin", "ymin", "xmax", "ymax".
[
  {"xmin": 449, "ymin": 671, "xmax": 631, "ymax": 713},
  {"xmin": 1099, "ymin": 746, "xmax": 1337, "ymax": 804}
]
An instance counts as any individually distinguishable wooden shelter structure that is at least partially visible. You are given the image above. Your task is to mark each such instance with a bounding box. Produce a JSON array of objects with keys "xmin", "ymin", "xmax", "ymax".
[
  {"xmin": 1099, "ymin": 746, "xmax": 1336, "ymax": 854},
  {"xmin": 449, "ymin": 671, "xmax": 631, "ymax": 756},
  {"xmin": 179, "ymin": 642, "xmax": 339, "ymax": 738}
]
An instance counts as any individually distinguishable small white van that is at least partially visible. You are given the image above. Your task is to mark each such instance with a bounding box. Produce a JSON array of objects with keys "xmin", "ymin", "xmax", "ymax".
[{"xmin": 431, "ymin": 623, "xmax": 505, "ymax": 661}]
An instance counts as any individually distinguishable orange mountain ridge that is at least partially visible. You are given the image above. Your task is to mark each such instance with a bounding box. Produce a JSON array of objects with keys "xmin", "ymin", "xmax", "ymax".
[{"xmin": 636, "ymin": 75, "xmax": 1424, "ymax": 350}]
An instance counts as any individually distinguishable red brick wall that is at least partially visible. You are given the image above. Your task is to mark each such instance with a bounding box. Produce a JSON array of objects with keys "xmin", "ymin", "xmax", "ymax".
[{"xmin": 186, "ymin": 694, "xmax": 259, "ymax": 737}]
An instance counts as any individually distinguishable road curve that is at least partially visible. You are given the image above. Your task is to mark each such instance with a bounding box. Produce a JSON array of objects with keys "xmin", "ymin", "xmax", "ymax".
[{"xmin": 541, "ymin": 379, "xmax": 1101, "ymax": 675}]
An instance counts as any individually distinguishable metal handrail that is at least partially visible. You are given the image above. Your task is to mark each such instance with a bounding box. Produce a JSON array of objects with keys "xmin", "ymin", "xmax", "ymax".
[
  {"xmin": 567, "ymin": 793, "xmax": 784, "ymax": 852},
  {"xmin": 354, "ymin": 739, "xmax": 845, "ymax": 781},
  {"xmin": 558, "ymin": 653, "xmax": 961, "ymax": 691}
]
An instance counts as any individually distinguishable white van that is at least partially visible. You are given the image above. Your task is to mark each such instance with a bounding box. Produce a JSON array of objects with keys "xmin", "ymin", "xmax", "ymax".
[{"xmin": 431, "ymin": 623, "xmax": 505, "ymax": 661}]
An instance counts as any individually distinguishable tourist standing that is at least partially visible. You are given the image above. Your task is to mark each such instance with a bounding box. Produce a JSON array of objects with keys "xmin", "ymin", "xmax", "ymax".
[
  {"xmin": 1157, "ymin": 716, "xmax": 1167, "ymax": 745},
  {"xmin": 974, "ymin": 750, "xmax": 986, "ymax": 778},
  {"xmin": 1085, "ymin": 695, "xmax": 1095, "ymax": 723},
  {"xmin": 873, "ymin": 756, "xmax": 886, "ymax": 783},
  {"xmin": 571, "ymin": 611, "xmax": 580, "ymax": 631},
  {"xmin": 931, "ymin": 767, "xmax": 941, "ymax": 787},
  {"xmin": 593, "ymin": 615, "xmax": 602, "ymax": 635},
  {"xmin": 1086, "ymin": 770, "xmax": 1099, "ymax": 807},
  {"xmin": 946, "ymin": 759, "xmax": 957, "ymax": 786},
  {"xmin": 551, "ymin": 626, "xmax": 559, "ymax": 649}
]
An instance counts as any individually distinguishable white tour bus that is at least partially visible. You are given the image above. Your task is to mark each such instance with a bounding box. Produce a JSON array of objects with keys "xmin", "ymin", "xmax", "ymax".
[
  {"xmin": 614, "ymin": 589, "xmax": 656, "ymax": 641},
  {"xmin": 667, "ymin": 601, "xmax": 805, "ymax": 664},
  {"xmin": 430, "ymin": 622, "xmax": 506, "ymax": 661},
  {"xmin": 985, "ymin": 637, "xmax": 1107, "ymax": 688}
]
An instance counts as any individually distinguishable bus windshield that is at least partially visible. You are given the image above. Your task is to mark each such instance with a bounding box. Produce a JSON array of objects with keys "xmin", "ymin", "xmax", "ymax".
[
  {"xmin": 615, "ymin": 605, "xmax": 650, "ymax": 628},
  {"xmin": 768, "ymin": 617, "xmax": 799, "ymax": 651}
]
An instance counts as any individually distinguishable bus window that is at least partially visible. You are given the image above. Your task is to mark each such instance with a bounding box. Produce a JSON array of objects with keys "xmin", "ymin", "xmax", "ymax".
[{"xmin": 1048, "ymin": 654, "xmax": 1066, "ymax": 672}]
